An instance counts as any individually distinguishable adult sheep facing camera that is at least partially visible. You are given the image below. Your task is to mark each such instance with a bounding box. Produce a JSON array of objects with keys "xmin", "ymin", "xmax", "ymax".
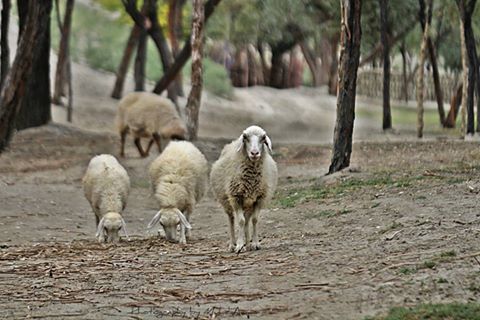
[{"xmin": 210, "ymin": 125, "xmax": 278, "ymax": 253}]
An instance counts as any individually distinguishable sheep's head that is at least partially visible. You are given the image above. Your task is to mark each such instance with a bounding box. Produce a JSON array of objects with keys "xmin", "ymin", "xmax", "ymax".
[
  {"xmin": 96, "ymin": 212, "xmax": 128, "ymax": 243},
  {"xmin": 147, "ymin": 208, "xmax": 191, "ymax": 242},
  {"xmin": 236, "ymin": 125, "xmax": 272, "ymax": 161}
]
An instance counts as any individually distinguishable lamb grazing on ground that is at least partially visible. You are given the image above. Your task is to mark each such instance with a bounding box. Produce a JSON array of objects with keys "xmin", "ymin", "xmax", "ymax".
[
  {"xmin": 210, "ymin": 125, "xmax": 278, "ymax": 253},
  {"xmin": 116, "ymin": 92, "xmax": 187, "ymax": 158},
  {"xmin": 82, "ymin": 154, "xmax": 130, "ymax": 243},
  {"xmin": 147, "ymin": 141, "xmax": 208, "ymax": 244}
]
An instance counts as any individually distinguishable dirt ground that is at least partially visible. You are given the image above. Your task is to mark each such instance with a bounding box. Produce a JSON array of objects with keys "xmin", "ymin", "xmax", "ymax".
[{"xmin": 1, "ymin": 122, "xmax": 480, "ymax": 319}]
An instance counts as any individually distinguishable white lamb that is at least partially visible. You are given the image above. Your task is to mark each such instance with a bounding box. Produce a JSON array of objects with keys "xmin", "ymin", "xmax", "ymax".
[
  {"xmin": 210, "ymin": 125, "xmax": 278, "ymax": 253},
  {"xmin": 116, "ymin": 92, "xmax": 187, "ymax": 158},
  {"xmin": 82, "ymin": 154, "xmax": 130, "ymax": 243},
  {"xmin": 147, "ymin": 141, "xmax": 208, "ymax": 244}
]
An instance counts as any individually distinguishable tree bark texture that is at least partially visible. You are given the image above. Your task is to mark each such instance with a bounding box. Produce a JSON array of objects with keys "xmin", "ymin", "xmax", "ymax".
[
  {"xmin": 416, "ymin": 5, "xmax": 430, "ymax": 138},
  {"xmin": 456, "ymin": 0, "xmax": 477, "ymax": 135},
  {"xmin": 134, "ymin": 29, "xmax": 147, "ymax": 91},
  {"xmin": 379, "ymin": 0, "xmax": 391, "ymax": 130},
  {"xmin": 152, "ymin": 0, "xmax": 222, "ymax": 95},
  {"xmin": 1, "ymin": 0, "xmax": 10, "ymax": 88},
  {"xmin": 399, "ymin": 41, "xmax": 409, "ymax": 103},
  {"xmin": 0, "ymin": 0, "xmax": 52, "ymax": 151},
  {"xmin": 185, "ymin": 0, "xmax": 204, "ymax": 141},
  {"xmin": 52, "ymin": 0, "xmax": 74, "ymax": 106},
  {"xmin": 15, "ymin": 0, "xmax": 52, "ymax": 130},
  {"xmin": 459, "ymin": 15, "xmax": 468, "ymax": 137},
  {"xmin": 168, "ymin": 0, "xmax": 185, "ymax": 96},
  {"xmin": 328, "ymin": 0, "xmax": 362, "ymax": 174},
  {"xmin": 111, "ymin": 25, "xmax": 141, "ymax": 99},
  {"xmin": 444, "ymin": 83, "xmax": 463, "ymax": 128}
]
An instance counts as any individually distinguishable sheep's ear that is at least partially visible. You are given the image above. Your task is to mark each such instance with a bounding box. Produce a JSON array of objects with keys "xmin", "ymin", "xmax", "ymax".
[
  {"xmin": 236, "ymin": 132, "xmax": 246, "ymax": 152},
  {"xmin": 96, "ymin": 216, "xmax": 106, "ymax": 238},
  {"xmin": 147, "ymin": 210, "xmax": 162, "ymax": 229},
  {"xmin": 175, "ymin": 209, "xmax": 192, "ymax": 230},
  {"xmin": 264, "ymin": 135, "xmax": 272, "ymax": 152},
  {"xmin": 121, "ymin": 217, "xmax": 130, "ymax": 240}
]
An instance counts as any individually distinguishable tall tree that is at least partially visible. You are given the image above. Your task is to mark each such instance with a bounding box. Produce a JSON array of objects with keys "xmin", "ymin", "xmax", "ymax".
[
  {"xmin": 379, "ymin": 0, "xmax": 391, "ymax": 130},
  {"xmin": 111, "ymin": 26, "xmax": 141, "ymax": 99},
  {"xmin": 416, "ymin": 0, "xmax": 432, "ymax": 138},
  {"xmin": 15, "ymin": 0, "xmax": 52, "ymax": 130},
  {"xmin": 168, "ymin": 0, "xmax": 186, "ymax": 96},
  {"xmin": 52, "ymin": 0, "xmax": 75, "ymax": 107},
  {"xmin": 456, "ymin": 0, "xmax": 477, "ymax": 135},
  {"xmin": 152, "ymin": 0, "xmax": 222, "ymax": 95},
  {"xmin": 185, "ymin": 0, "xmax": 204, "ymax": 140},
  {"xmin": 328, "ymin": 0, "xmax": 362, "ymax": 174},
  {"xmin": 0, "ymin": 0, "xmax": 52, "ymax": 151},
  {"xmin": 0, "ymin": 0, "xmax": 10, "ymax": 88}
]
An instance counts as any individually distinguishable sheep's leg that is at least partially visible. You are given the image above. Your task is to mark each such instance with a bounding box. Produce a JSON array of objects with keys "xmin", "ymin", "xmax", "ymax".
[
  {"xmin": 234, "ymin": 210, "xmax": 246, "ymax": 253},
  {"xmin": 226, "ymin": 210, "xmax": 236, "ymax": 252},
  {"xmin": 249, "ymin": 209, "xmax": 261, "ymax": 250},
  {"xmin": 134, "ymin": 138, "xmax": 148, "ymax": 158},
  {"xmin": 120, "ymin": 128, "xmax": 128, "ymax": 157},
  {"xmin": 179, "ymin": 224, "xmax": 187, "ymax": 245},
  {"xmin": 145, "ymin": 138, "xmax": 155, "ymax": 154},
  {"xmin": 152, "ymin": 133, "xmax": 162, "ymax": 153},
  {"xmin": 184, "ymin": 209, "xmax": 192, "ymax": 240},
  {"xmin": 244, "ymin": 211, "xmax": 252, "ymax": 247}
]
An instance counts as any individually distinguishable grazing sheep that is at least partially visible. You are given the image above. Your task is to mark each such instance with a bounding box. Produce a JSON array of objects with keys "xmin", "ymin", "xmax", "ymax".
[
  {"xmin": 116, "ymin": 92, "xmax": 186, "ymax": 158},
  {"xmin": 210, "ymin": 125, "xmax": 278, "ymax": 253},
  {"xmin": 82, "ymin": 154, "xmax": 130, "ymax": 243},
  {"xmin": 147, "ymin": 141, "xmax": 208, "ymax": 244}
]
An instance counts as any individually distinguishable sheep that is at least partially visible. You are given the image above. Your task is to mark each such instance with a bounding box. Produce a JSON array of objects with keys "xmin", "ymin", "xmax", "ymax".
[
  {"xmin": 82, "ymin": 154, "xmax": 130, "ymax": 243},
  {"xmin": 147, "ymin": 141, "xmax": 208, "ymax": 244},
  {"xmin": 116, "ymin": 92, "xmax": 187, "ymax": 158},
  {"xmin": 210, "ymin": 125, "xmax": 278, "ymax": 253}
]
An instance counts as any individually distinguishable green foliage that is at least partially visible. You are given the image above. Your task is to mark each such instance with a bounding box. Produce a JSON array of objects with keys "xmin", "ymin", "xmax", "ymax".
[
  {"xmin": 366, "ymin": 303, "xmax": 480, "ymax": 320},
  {"xmin": 184, "ymin": 58, "xmax": 233, "ymax": 99}
]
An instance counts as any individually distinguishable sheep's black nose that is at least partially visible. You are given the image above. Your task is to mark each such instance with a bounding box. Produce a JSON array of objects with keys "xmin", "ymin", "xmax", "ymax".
[{"xmin": 250, "ymin": 151, "xmax": 259, "ymax": 156}]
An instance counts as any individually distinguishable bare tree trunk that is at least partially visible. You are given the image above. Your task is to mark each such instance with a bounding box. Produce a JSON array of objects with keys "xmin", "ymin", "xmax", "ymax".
[
  {"xmin": 230, "ymin": 48, "xmax": 248, "ymax": 87},
  {"xmin": 15, "ymin": 0, "xmax": 52, "ymax": 130},
  {"xmin": 1, "ymin": 0, "xmax": 10, "ymax": 89},
  {"xmin": 379, "ymin": 0, "xmax": 391, "ymax": 130},
  {"xmin": 460, "ymin": 20, "xmax": 468, "ymax": 137},
  {"xmin": 456, "ymin": 0, "xmax": 477, "ymax": 135},
  {"xmin": 444, "ymin": 83, "xmax": 462, "ymax": 128},
  {"xmin": 327, "ymin": 35, "xmax": 339, "ymax": 95},
  {"xmin": 185, "ymin": 0, "xmax": 204, "ymax": 141},
  {"xmin": 247, "ymin": 45, "xmax": 257, "ymax": 87},
  {"xmin": 111, "ymin": 25, "xmax": 141, "ymax": 99},
  {"xmin": 134, "ymin": 29, "xmax": 147, "ymax": 91},
  {"xmin": 258, "ymin": 41, "xmax": 270, "ymax": 86},
  {"xmin": 52, "ymin": 0, "xmax": 74, "ymax": 106},
  {"xmin": 152, "ymin": 0, "xmax": 222, "ymax": 95},
  {"xmin": 0, "ymin": 0, "xmax": 52, "ymax": 151},
  {"xmin": 300, "ymin": 41, "xmax": 321, "ymax": 87},
  {"xmin": 400, "ymin": 41, "xmax": 409, "ymax": 103},
  {"xmin": 416, "ymin": 0, "xmax": 432, "ymax": 138},
  {"xmin": 168, "ymin": 0, "xmax": 185, "ymax": 96},
  {"xmin": 328, "ymin": 0, "xmax": 362, "ymax": 174}
]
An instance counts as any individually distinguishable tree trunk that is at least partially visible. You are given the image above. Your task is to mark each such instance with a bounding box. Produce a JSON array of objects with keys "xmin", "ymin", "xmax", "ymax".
[
  {"xmin": 444, "ymin": 83, "xmax": 463, "ymax": 128},
  {"xmin": 270, "ymin": 49, "xmax": 285, "ymax": 89},
  {"xmin": 427, "ymin": 38, "xmax": 445, "ymax": 126},
  {"xmin": 52, "ymin": 0, "xmax": 74, "ymax": 106},
  {"xmin": 185, "ymin": 0, "xmax": 204, "ymax": 141},
  {"xmin": 111, "ymin": 25, "xmax": 141, "ymax": 99},
  {"xmin": 15, "ymin": 0, "xmax": 52, "ymax": 130},
  {"xmin": 152, "ymin": 0, "xmax": 222, "ymax": 95},
  {"xmin": 168, "ymin": 0, "xmax": 185, "ymax": 96},
  {"xmin": 230, "ymin": 48, "xmax": 248, "ymax": 87},
  {"xmin": 134, "ymin": 29, "xmax": 147, "ymax": 91},
  {"xmin": 399, "ymin": 41, "xmax": 409, "ymax": 103},
  {"xmin": 0, "ymin": 0, "xmax": 52, "ymax": 151},
  {"xmin": 456, "ymin": 0, "xmax": 477, "ymax": 135},
  {"xmin": 379, "ymin": 0, "xmax": 391, "ymax": 130},
  {"xmin": 300, "ymin": 41, "xmax": 321, "ymax": 87},
  {"xmin": 328, "ymin": 0, "xmax": 362, "ymax": 174},
  {"xmin": 247, "ymin": 45, "xmax": 257, "ymax": 87},
  {"xmin": 1, "ymin": 0, "xmax": 10, "ymax": 89},
  {"xmin": 460, "ymin": 19, "xmax": 468, "ymax": 136},
  {"xmin": 257, "ymin": 41, "xmax": 270, "ymax": 86}
]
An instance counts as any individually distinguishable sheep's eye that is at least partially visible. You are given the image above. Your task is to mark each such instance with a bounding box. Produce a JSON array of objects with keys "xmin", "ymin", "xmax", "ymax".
[
  {"xmin": 243, "ymin": 133, "xmax": 248, "ymax": 141},
  {"xmin": 260, "ymin": 135, "xmax": 266, "ymax": 142}
]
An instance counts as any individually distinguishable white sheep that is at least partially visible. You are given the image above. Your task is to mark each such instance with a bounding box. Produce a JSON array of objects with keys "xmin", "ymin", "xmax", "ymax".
[
  {"xmin": 210, "ymin": 125, "xmax": 278, "ymax": 253},
  {"xmin": 82, "ymin": 154, "xmax": 130, "ymax": 243},
  {"xmin": 116, "ymin": 92, "xmax": 187, "ymax": 158},
  {"xmin": 147, "ymin": 141, "xmax": 208, "ymax": 244}
]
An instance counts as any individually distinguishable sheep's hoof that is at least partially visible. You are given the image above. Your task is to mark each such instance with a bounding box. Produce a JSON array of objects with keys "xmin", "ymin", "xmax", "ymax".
[
  {"xmin": 234, "ymin": 243, "xmax": 246, "ymax": 254},
  {"xmin": 178, "ymin": 238, "xmax": 187, "ymax": 245},
  {"xmin": 228, "ymin": 243, "xmax": 236, "ymax": 252},
  {"xmin": 248, "ymin": 242, "xmax": 261, "ymax": 251}
]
